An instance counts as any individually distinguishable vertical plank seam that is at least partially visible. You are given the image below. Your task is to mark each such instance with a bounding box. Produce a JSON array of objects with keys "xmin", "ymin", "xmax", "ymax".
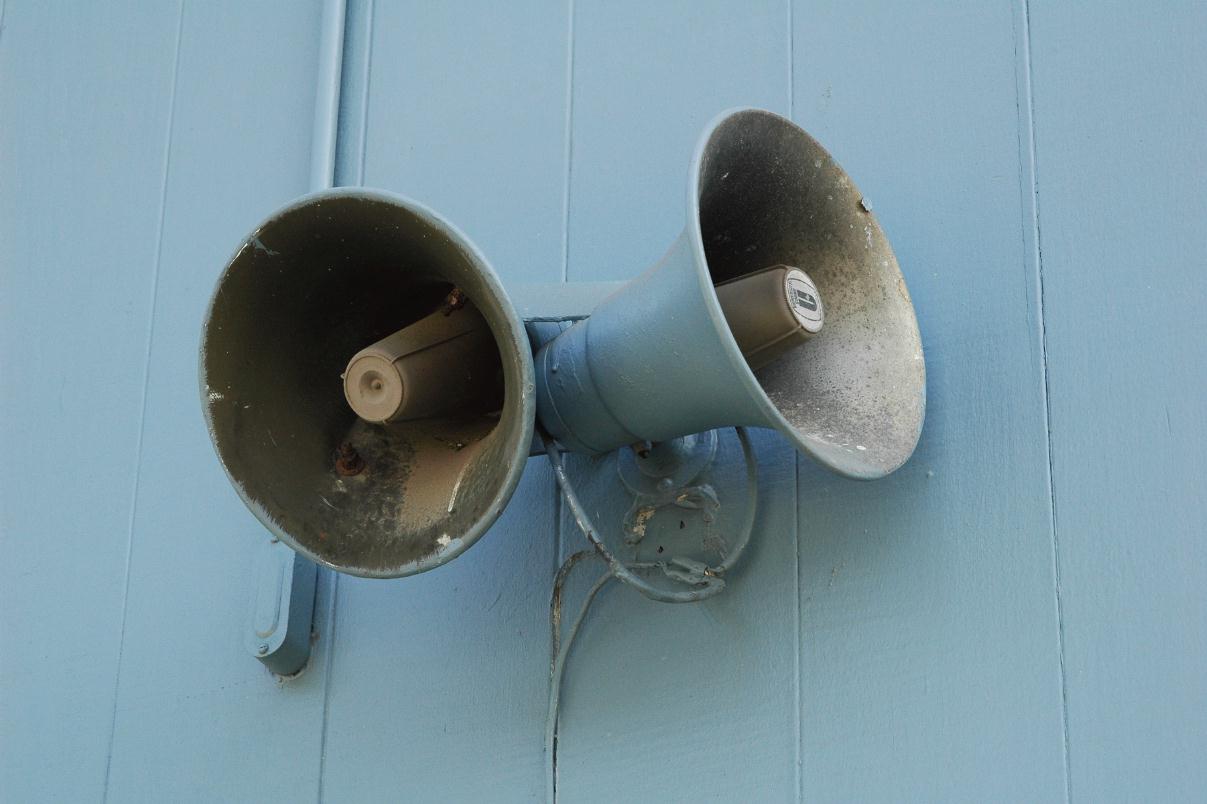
[
  {"xmin": 317, "ymin": 1, "xmax": 373, "ymax": 799},
  {"xmin": 315, "ymin": 555, "xmax": 341, "ymax": 800},
  {"xmin": 550, "ymin": 478, "xmax": 562, "ymax": 804},
  {"xmin": 787, "ymin": 3, "xmax": 803, "ymax": 802},
  {"xmin": 309, "ymin": 0, "xmax": 347, "ymax": 194},
  {"xmin": 101, "ymin": 1, "xmax": 186, "ymax": 798},
  {"xmin": 787, "ymin": 0, "xmax": 794, "ymax": 120},
  {"xmin": 357, "ymin": 0, "xmax": 375, "ymax": 186},
  {"xmin": 316, "ymin": 571, "xmax": 340, "ymax": 804},
  {"xmin": 793, "ymin": 451, "xmax": 804, "ymax": 803},
  {"xmin": 552, "ymin": 1, "xmax": 576, "ymax": 798},
  {"xmin": 1016, "ymin": 1, "xmax": 1072, "ymax": 800},
  {"xmin": 559, "ymin": 0, "xmax": 576, "ymax": 285}
]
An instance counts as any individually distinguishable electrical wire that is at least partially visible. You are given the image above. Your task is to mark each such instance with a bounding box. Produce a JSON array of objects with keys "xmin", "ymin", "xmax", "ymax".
[
  {"xmin": 541, "ymin": 429, "xmax": 758, "ymax": 603},
  {"xmin": 545, "ymin": 555, "xmax": 613, "ymax": 804},
  {"xmin": 549, "ymin": 550, "xmax": 595, "ymax": 680},
  {"xmin": 540, "ymin": 427, "xmax": 759, "ymax": 802}
]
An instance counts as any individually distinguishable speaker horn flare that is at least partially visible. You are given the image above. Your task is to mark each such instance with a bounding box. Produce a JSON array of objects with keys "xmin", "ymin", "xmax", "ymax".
[
  {"xmin": 534, "ymin": 108, "xmax": 925, "ymax": 479},
  {"xmin": 200, "ymin": 190, "xmax": 534, "ymax": 578}
]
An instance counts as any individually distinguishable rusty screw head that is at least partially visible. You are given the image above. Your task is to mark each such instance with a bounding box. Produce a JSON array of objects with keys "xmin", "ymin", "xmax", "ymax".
[
  {"xmin": 334, "ymin": 442, "xmax": 365, "ymax": 476},
  {"xmin": 443, "ymin": 287, "xmax": 468, "ymax": 316}
]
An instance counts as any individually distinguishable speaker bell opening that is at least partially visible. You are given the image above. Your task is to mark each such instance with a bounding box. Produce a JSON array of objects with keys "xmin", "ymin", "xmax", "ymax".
[
  {"xmin": 200, "ymin": 190, "xmax": 534, "ymax": 577},
  {"xmin": 694, "ymin": 109, "xmax": 925, "ymax": 478}
]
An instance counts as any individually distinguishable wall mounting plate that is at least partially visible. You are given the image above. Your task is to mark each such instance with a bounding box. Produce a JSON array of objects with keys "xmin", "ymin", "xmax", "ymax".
[{"xmin": 555, "ymin": 427, "xmax": 757, "ymax": 600}]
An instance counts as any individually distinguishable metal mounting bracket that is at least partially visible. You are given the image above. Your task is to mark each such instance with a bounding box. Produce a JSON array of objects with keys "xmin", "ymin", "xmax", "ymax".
[{"xmin": 246, "ymin": 537, "xmax": 316, "ymax": 676}]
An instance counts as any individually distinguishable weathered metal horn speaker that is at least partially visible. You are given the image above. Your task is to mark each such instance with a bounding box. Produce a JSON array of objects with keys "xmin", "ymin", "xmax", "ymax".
[
  {"xmin": 201, "ymin": 190, "xmax": 534, "ymax": 577},
  {"xmin": 535, "ymin": 108, "xmax": 925, "ymax": 478}
]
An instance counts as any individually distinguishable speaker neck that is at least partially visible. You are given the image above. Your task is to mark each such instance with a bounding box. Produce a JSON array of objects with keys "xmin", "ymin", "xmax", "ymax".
[{"xmin": 530, "ymin": 234, "xmax": 772, "ymax": 454}]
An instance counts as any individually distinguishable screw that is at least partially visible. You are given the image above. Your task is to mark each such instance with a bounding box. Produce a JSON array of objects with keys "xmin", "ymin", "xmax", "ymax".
[
  {"xmin": 443, "ymin": 287, "xmax": 468, "ymax": 315},
  {"xmin": 257, "ymin": 644, "xmax": 270, "ymax": 656},
  {"xmin": 334, "ymin": 442, "xmax": 365, "ymax": 476}
]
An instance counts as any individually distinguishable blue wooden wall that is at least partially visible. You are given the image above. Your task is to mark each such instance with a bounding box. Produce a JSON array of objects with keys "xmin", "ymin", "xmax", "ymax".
[{"xmin": 1, "ymin": 1, "xmax": 1204, "ymax": 801}]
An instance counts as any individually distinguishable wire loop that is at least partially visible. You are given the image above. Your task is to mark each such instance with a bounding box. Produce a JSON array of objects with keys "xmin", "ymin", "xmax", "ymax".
[{"xmin": 542, "ymin": 428, "xmax": 759, "ymax": 802}]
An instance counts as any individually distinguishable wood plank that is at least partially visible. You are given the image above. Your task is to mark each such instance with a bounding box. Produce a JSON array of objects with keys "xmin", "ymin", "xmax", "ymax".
[
  {"xmin": 555, "ymin": 2, "xmax": 800, "ymax": 800},
  {"xmin": 357, "ymin": 0, "xmax": 572, "ymax": 286},
  {"xmin": 0, "ymin": 4, "xmax": 181, "ymax": 800},
  {"xmin": 102, "ymin": 3, "xmax": 328, "ymax": 800},
  {"xmin": 791, "ymin": 2, "xmax": 1068, "ymax": 799},
  {"xmin": 556, "ymin": 432, "xmax": 801, "ymax": 803},
  {"xmin": 319, "ymin": 468, "xmax": 556, "ymax": 802},
  {"xmin": 318, "ymin": 2, "xmax": 569, "ymax": 800},
  {"xmin": 566, "ymin": 0, "xmax": 790, "ymax": 283},
  {"xmin": 1028, "ymin": 2, "xmax": 1207, "ymax": 799}
]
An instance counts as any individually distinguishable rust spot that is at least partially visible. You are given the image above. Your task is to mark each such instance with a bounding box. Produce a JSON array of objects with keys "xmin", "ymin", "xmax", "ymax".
[
  {"xmin": 442, "ymin": 287, "xmax": 468, "ymax": 316},
  {"xmin": 334, "ymin": 442, "xmax": 366, "ymax": 476}
]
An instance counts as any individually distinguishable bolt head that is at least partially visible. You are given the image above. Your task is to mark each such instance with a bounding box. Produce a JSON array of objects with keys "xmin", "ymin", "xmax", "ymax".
[{"xmin": 257, "ymin": 644, "xmax": 270, "ymax": 656}]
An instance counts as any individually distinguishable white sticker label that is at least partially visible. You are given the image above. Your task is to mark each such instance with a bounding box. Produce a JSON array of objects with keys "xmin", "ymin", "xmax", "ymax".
[{"xmin": 784, "ymin": 268, "xmax": 824, "ymax": 333}]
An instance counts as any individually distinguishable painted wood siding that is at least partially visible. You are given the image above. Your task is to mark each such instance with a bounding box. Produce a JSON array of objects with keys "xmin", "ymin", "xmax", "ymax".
[{"xmin": 1, "ymin": 1, "xmax": 1203, "ymax": 802}]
